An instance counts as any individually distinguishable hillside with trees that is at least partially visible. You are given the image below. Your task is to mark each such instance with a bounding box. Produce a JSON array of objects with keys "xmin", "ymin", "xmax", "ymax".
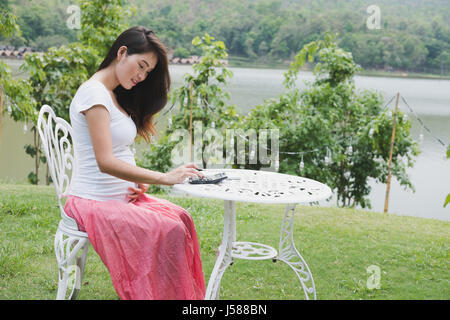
[{"xmin": 1, "ymin": 0, "xmax": 449, "ymax": 75}]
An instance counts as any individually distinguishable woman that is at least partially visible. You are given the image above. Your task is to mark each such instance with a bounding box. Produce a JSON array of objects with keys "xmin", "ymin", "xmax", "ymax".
[{"xmin": 64, "ymin": 26, "xmax": 206, "ymax": 300}]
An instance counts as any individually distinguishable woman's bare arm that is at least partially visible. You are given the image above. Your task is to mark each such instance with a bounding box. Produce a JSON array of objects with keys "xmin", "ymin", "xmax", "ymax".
[{"xmin": 83, "ymin": 105, "xmax": 202, "ymax": 185}]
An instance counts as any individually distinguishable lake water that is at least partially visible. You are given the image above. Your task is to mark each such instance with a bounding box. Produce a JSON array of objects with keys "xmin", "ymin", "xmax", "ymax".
[{"xmin": 1, "ymin": 64, "xmax": 449, "ymax": 221}]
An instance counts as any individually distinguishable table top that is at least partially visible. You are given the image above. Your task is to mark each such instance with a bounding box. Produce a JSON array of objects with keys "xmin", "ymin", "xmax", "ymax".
[{"xmin": 173, "ymin": 169, "xmax": 332, "ymax": 204}]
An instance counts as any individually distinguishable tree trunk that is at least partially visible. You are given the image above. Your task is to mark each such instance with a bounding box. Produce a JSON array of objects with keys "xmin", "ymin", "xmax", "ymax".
[
  {"xmin": 0, "ymin": 87, "xmax": 3, "ymax": 148},
  {"xmin": 46, "ymin": 163, "xmax": 50, "ymax": 185}
]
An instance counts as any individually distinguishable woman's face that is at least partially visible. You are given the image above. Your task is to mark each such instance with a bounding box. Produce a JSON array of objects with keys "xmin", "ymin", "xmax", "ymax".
[{"xmin": 115, "ymin": 46, "xmax": 158, "ymax": 90}]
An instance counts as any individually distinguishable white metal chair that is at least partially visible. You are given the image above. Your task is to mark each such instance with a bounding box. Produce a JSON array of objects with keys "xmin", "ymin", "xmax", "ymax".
[{"xmin": 37, "ymin": 105, "xmax": 89, "ymax": 300}]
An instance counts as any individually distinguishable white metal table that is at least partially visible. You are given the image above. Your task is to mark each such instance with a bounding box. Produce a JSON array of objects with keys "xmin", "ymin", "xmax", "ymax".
[{"xmin": 173, "ymin": 169, "xmax": 332, "ymax": 300}]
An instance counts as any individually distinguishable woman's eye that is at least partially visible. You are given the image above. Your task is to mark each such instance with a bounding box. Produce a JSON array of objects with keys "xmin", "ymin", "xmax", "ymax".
[{"xmin": 138, "ymin": 63, "xmax": 144, "ymax": 69}]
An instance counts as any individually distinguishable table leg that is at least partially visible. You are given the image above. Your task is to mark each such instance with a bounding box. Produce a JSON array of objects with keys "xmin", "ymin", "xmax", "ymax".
[
  {"xmin": 205, "ymin": 200, "xmax": 236, "ymax": 300},
  {"xmin": 277, "ymin": 203, "xmax": 316, "ymax": 300}
]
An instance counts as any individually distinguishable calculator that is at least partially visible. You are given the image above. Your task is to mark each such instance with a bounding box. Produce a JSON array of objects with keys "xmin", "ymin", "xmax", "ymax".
[{"xmin": 188, "ymin": 172, "xmax": 228, "ymax": 184}]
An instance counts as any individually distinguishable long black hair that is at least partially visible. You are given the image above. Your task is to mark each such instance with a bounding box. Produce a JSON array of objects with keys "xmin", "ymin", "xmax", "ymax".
[{"xmin": 98, "ymin": 26, "xmax": 170, "ymax": 142}]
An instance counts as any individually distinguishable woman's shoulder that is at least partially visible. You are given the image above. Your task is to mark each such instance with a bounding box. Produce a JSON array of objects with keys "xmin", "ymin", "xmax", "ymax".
[
  {"xmin": 71, "ymin": 79, "xmax": 113, "ymax": 113},
  {"xmin": 78, "ymin": 79, "xmax": 109, "ymax": 92},
  {"xmin": 74, "ymin": 79, "xmax": 110, "ymax": 99}
]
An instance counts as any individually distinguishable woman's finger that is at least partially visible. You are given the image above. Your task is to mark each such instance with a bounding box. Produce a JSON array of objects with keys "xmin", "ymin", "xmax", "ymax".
[
  {"xmin": 187, "ymin": 168, "xmax": 204, "ymax": 178},
  {"xmin": 129, "ymin": 185, "xmax": 147, "ymax": 195},
  {"xmin": 137, "ymin": 183, "xmax": 149, "ymax": 192},
  {"xmin": 184, "ymin": 162, "xmax": 200, "ymax": 170}
]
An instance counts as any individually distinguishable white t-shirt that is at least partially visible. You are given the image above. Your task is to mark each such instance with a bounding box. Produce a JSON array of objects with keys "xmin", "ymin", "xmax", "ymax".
[{"xmin": 69, "ymin": 79, "xmax": 138, "ymax": 202}]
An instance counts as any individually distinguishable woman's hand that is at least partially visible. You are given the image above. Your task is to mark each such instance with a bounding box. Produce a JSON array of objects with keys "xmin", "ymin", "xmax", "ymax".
[
  {"xmin": 162, "ymin": 163, "xmax": 204, "ymax": 186},
  {"xmin": 127, "ymin": 182, "xmax": 149, "ymax": 203}
]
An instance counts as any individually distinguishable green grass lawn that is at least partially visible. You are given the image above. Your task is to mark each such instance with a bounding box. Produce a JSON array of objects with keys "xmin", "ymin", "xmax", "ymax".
[{"xmin": 0, "ymin": 183, "xmax": 448, "ymax": 300}]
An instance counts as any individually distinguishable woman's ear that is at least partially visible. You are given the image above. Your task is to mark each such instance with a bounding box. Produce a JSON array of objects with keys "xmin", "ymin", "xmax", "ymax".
[{"xmin": 117, "ymin": 46, "xmax": 128, "ymax": 62}]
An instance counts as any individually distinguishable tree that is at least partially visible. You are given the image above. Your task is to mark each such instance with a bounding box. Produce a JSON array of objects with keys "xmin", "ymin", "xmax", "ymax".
[
  {"xmin": 445, "ymin": 145, "xmax": 450, "ymax": 208},
  {"xmin": 0, "ymin": 0, "xmax": 21, "ymax": 38},
  {"xmin": 0, "ymin": 0, "xmax": 36, "ymax": 153},
  {"xmin": 4, "ymin": 0, "xmax": 449, "ymax": 76},
  {"xmin": 240, "ymin": 34, "xmax": 420, "ymax": 208},
  {"xmin": 138, "ymin": 34, "xmax": 241, "ymax": 193},
  {"xmin": 79, "ymin": 0, "xmax": 135, "ymax": 59}
]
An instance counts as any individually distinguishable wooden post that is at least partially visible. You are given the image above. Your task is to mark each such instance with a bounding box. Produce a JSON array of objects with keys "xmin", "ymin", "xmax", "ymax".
[
  {"xmin": 189, "ymin": 80, "xmax": 194, "ymax": 162},
  {"xmin": 0, "ymin": 87, "xmax": 3, "ymax": 148},
  {"xmin": 384, "ymin": 92, "xmax": 400, "ymax": 213},
  {"xmin": 34, "ymin": 126, "xmax": 39, "ymax": 185}
]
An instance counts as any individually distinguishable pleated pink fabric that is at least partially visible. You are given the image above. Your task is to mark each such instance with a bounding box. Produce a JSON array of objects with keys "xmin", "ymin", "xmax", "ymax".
[{"xmin": 63, "ymin": 193, "xmax": 206, "ymax": 300}]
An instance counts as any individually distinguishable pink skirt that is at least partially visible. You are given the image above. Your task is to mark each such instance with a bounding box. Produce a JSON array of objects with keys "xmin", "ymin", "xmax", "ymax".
[{"xmin": 63, "ymin": 193, "xmax": 206, "ymax": 300}]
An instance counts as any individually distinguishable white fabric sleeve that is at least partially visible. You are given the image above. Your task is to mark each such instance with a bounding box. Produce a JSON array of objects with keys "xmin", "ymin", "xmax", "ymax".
[{"xmin": 74, "ymin": 82, "xmax": 112, "ymax": 114}]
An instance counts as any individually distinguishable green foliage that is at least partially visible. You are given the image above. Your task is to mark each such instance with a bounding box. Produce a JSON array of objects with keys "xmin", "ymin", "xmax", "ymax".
[
  {"xmin": 242, "ymin": 35, "xmax": 420, "ymax": 208},
  {"xmin": 32, "ymin": 35, "xmax": 69, "ymax": 52},
  {"xmin": 4, "ymin": 0, "xmax": 450, "ymax": 75},
  {"xmin": 24, "ymin": 43, "xmax": 98, "ymax": 120},
  {"xmin": 21, "ymin": 0, "xmax": 135, "ymax": 123},
  {"xmin": 130, "ymin": 0, "xmax": 450, "ymax": 74},
  {"xmin": 2, "ymin": 0, "xmax": 134, "ymax": 185},
  {"xmin": 136, "ymin": 135, "xmax": 178, "ymax": 194},
  {"xmin": 0, "ymin": 2, "xmax": 36, "ymax": 123},
  {"xmin": 140, "ymin": 33, "xmax": 421, "ymax": 208},
  {"xmin": 18, "ymin": 43, "xmax": 96, "ymax": 185},
  {"xmin": 173, "ymin": 47, "xmax": 190, "ymax": 59},
  {"xmin": 0, "ymin": 2, "xmax": 37, "ymax": 185},
  {"xmin": 78, "ymin": 0, "xmax": 135, "ymax": 58},
  {"xmin": 15, "ymin": 4, "xmax": 67, "ymax": 47},
  {"xmin": 444, "ymin": 194, "xmax": 450, "ymax": 208},
  {"xmin": 19, "ymin": 37, "xmax": 99, "ymax": 184},
  {"xmin": 0, "ymin": 60, "xmax": 36, "ymax": 122},
  {"xmin": 0, "ymin": 3, "xmax": 21, "ymax": 39},
  {"xmin": 140, "ymin": 33, "xmax": 241, "ymax": 172}
]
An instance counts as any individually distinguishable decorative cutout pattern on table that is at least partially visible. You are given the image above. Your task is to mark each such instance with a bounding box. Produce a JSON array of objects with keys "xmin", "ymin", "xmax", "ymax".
[{"xmin": 175, "ymin": 169, "xmax": 332, "ymax": 204}]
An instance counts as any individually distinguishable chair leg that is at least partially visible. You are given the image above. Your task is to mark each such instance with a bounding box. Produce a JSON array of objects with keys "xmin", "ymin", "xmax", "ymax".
[{"xmin": 54, "ymin": 229, "xmax": 89, "ymax": 300}]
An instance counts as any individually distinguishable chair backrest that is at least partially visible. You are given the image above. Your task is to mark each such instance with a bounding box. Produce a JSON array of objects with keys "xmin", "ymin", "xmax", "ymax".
[{"xmin": 37, "ymin": 105, "xmax": 78, "ymax": 230}]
